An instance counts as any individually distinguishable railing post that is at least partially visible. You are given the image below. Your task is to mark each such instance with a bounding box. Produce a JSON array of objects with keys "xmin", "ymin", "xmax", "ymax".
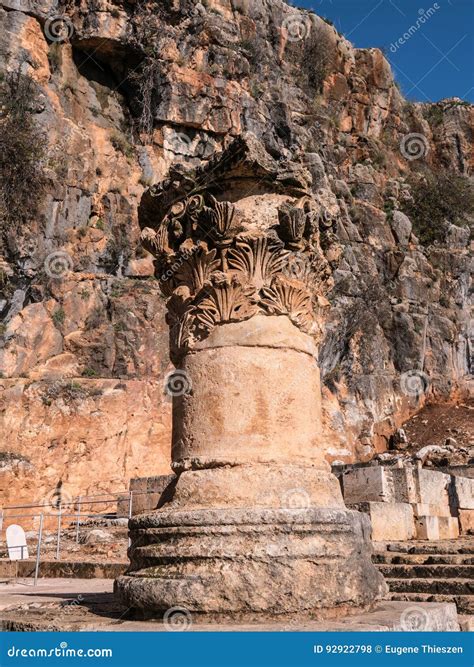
[
  {"xmin": 75, "ymin": 496, "xmax": 81, "ymax": 544},
  {"xmin": 56, "ymin": 502, "xmax": 62, "ymax": 560},
  {"xmin": 34, "ymin": 513, "xmax": 44, "ymax": 586}
]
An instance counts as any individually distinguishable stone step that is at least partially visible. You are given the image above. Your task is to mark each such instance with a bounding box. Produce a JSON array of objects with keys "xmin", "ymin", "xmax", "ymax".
[
  {"xmin": 0, "ymin": 600, "xmax": 462, "ymax": 633},
  {"xmin": 373, "ymin": 552, "xmax": 474, "ymax": 565},
  {"xmin": 385, "ymin": 541, "xmax": 474, "ymax": 555},
  {"xmin": 388, "ymin": 592, "xmax": 474, "ymax": 615},
  {"xmin": 387, "ymin": 577, "xmax": 473, "ymax": 596},
  {"xmin": 0, "ymin": 559, "xmax": 127, "ymax": 579},
  {"xmin": 377, "ymin": 564, "xmax": 474, "ymax": 579}
]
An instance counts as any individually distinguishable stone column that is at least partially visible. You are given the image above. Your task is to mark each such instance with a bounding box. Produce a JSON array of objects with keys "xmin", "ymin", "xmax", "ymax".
[{"xmin": 115, "ymin": 138, "xmax": 386, "ymax": 617}]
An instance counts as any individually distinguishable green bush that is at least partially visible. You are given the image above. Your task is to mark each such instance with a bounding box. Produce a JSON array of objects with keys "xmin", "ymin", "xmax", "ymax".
[
  {"xmin": 52, "ymin": 307, "xmax": 65, "ymax": 326},
  {"xmin": 402, "ymin": 172, "xmax": 474, "ymax": 245},
  {"xmin": 297, "ymin": 26, "xmax": 335, "ymax": 93},
  {"xmin": 110, "ymin": 130, "xmax": 135, "ymax": 158},
  {"xmin": 0, "ymin": 68, "xmax": 47, "ymax": 250}
]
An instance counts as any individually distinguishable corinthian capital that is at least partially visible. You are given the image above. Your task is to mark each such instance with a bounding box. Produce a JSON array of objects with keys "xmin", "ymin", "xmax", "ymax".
[{"xmin": 139, "ymin": 136, "xmax": 331, "ymax": 362}]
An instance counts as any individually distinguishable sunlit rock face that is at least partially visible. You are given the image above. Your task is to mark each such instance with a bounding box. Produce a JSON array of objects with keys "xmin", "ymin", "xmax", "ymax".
[
  {"xmin": 114, "ymin": 136, "xmax": 388, "ymax": 616},
  {"xmin": 0, "ymin": 0, "xmax": 472, "ymax": 505}
]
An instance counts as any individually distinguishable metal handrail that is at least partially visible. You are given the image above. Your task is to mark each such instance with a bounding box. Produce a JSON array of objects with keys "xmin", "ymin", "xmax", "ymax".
[
  {"xmin": 2, "ymin": 489, "xmax": 156, "ymax": 511},
  {"xmin": 1, "ymin": 513, "xmax": 119, "ymax": 519},
  {"xmin": 0, "ymin": 486, "xmax": 169, "ymax": 585}
]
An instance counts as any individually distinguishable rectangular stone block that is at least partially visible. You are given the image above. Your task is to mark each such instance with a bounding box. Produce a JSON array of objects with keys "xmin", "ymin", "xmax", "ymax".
[
  {"xmin": 459, "ymin": 509, "xmax": 474, "ymax": 534},
  {"xmin": 417, "ymin": 469, "xmax": 451, "ymax": 506},
  {"xmin": 391, "ymin": 466, "xmax": 418, "ymax": 503},
  {"xmin": 356, "ymin": 502, "xmax": 415, "ymax": 541},
  {"xmin": 416, "ymin": 515, "xmax": 439, "ymax": 541},
  {"xmin": 438, "ymin": 516, "xmax": 459, "ymax": 540},
  {"xmin": 453, "ymin": 476, "xmax": 474, "ymax": 509},
  {"xmin": 129, "ymin": 477, "xmax": 148, "ymax": 493},
  {"xmin": 129, "ymin": 475, "xmax": 176, "ymax": 515},
  {"xmin": 412, "ymin": 503, "xmax": 452, "ymax": 518},
  {"xmin": 342, "ymin": 467, "xmax": 393, "ymax": 503}
]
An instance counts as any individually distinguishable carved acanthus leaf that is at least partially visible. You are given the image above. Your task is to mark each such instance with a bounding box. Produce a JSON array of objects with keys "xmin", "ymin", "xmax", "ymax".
[
  {"xmin": 159, "ymin": 270, "xmax": 177, "ymax": 299},
  {"xmin": 185, "ymin": 194, "xmax": 206, "ymax": 221},
  {"xmin": 277, "ymin": 204, "xmax": 306, "ymax": 249},
  {"xmin": 282, "ymin": 252, "xmax": 314, "ymax": 285},
  {"xmin": 195, "ymin": 281, "xmax": 258, "ymax": 332},
  {"xmin": 140, "ymin": 225, "xmax": 169, "ymax": 257},
  {"xmin": 260, "ymin": 276, "xmax": 316, "ymax": 334},
  {"xmin": 198, "ymin": 195, "xmax": 235, "ymax": 245},
  {"xmin": 174, "ymin": 247, "xmax": 220, "ymax": 294},
  {"xmin": 228, "ymin": 237, "xmax": 289, "ymax": 290},
  {"xmin": 172, "ymin": 309, "xmax": 195, "ymax": 356}
]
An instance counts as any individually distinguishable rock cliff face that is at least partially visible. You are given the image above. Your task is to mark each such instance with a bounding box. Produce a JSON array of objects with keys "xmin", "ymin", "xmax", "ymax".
[{"xmin": 0, "ymin": 0, "xmax": 472, "ymax": 507}]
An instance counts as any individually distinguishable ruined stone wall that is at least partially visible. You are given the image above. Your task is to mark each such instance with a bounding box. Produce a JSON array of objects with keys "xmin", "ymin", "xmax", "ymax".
[{"xmin": 0, "ymin": 0, "xmax": 472, "ymax": 507}]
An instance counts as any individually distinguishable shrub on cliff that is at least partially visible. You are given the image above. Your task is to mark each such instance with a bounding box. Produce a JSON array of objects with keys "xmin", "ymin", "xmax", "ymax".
[
  {"xmin": 0, "ymin": 68, "xmax": 47, "ymax": 250},
  {"xmin": 297, "ymin": 25, "xmax": 335, "ymax": 93},
  {"xmin": 402, "ymin": 171, "xmax": 474, "ymax": 245}
]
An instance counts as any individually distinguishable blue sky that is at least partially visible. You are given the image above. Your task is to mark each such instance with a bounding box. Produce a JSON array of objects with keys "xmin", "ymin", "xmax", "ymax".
[{"xmin": 291, "ymin": 0, "xmax": 474, "ymax": 102}]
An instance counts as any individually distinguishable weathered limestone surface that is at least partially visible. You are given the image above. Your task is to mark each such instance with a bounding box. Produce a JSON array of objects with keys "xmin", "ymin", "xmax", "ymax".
[
  {"xmin": 418, "ymin": 469, "xmax": 451, "ymax": 507},
  {"xmin": 342, "ymin": 464, "xmax": 473, "ymax": 540},
  {"xmin": 341, "ymin": 466, "xmax": 390, "ymax": 504},
  {"xmin": 115, "ymin": 137, "xmax": 387, "ymax": 615},
  {"xmin": 0, "ymin": 378, "xmax": 172, "ymax": 509},
  {"xmin": 454, "ymin": 476, "xmax": 474, "ymax": 510},
  {"xmin": 0, "ymin": 0, "xmax": 472, "ymax": 504},
  {"xmin": 413, "ymin": 503, "xmax": 452, "ymax": 518},
  {"xmin": 458, "ymin": 510, "xmax": 474, "ymax": 534},
  {"xmin": 117, "ymin": 508, "xmax": 384, "ymax": 615},
  {"xmin": 438, "ymin": 517, "xmax": 460, "ymax": 540},
  {"xmin": 0, "ymin": 578, "xmax": 460, "ymax": 631},
  {"xmin": 117, "ymin": 474, "xmax": 176, "ymax": 517},
  {"xmin": 354, "ymin": 502, "xmax": 415, "ymax": 542},
  {"xmin": 416, "ymin": 515, "xmax": 440, "ymax": 541}
]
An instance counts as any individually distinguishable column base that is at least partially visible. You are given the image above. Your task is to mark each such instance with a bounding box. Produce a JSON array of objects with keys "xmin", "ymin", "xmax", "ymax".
[{"xmin": 115, "ymin": 507, "xmax": 387, "ymax": 616}]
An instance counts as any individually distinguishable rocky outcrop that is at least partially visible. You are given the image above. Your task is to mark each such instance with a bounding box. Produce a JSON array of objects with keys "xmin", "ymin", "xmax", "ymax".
[{"xmin": 0, "ymin": 0, "xmax": 472, "ymax": 505}]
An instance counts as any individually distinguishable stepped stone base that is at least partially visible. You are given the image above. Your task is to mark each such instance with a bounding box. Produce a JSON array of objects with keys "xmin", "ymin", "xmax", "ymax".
[
  {"xmin": 374, "ymin": 538, "xmax": 474, "ymax": 618},
  {"xmin": 0, "ymin": 600, "xmax": 460, "ymax": 632},
  {"xmin": 389, "ymin": 593, "xmax": 473, "ymax": 615},
  {"xmin": 115, "ymin": 507, "xmax": 387, "ymax": 616}
]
